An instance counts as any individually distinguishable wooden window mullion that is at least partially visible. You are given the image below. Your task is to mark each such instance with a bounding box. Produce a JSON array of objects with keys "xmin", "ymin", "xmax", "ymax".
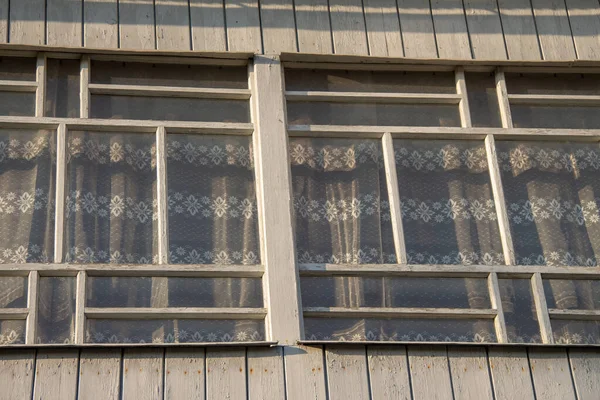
[{"xmin": 382, "ymin": 132, "xmax": 407, "ymax": 264}]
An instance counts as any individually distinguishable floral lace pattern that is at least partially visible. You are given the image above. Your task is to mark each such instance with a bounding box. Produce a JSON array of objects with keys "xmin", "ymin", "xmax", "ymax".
[
  {"xmin": 0, "ymin": 245, "xmax": 51, "ymax": 263},
  {"xmin": 169, "ymin": 248, "xmax": 259, "ymax": 265},
  {"xmin": 0, "ymin": 189, "xmax": 53, "ymax": 215},
  {"xmin": 304, "ymin": 330, "xmax": 496, "ymax": 342},
  {"xmin": 498, "ymin": 144, "xmax": 600, "ymax": 174},
  {"xmin": 168, "ymin": 192, "xmax": 256, "ymax": 220},
  {"xmin": 406, "ymin": 250, "xmax": 504, "ymax": 265},
  {"xmin": 167, "ymin": 139, "xmax": 253, "ymax": 169},
  {"xmin": 66, "ymin": 191, "xmax": 158, "ymax": 223},
  {"xmin": 507, "ymin": 197, "xmax": 600, "ymax": 227},
  {"xmin": 294, "ymin": 192, "xmax": 388, "ymax": 223},
  {"xmin": 401, "ymin": 198, "xmax": 497, "ymax": 223},
  {"xmin": 68, "ymin": 136, "xmax": 156, "ymax": 171},
  {"xmin": 0, "ymin": 136, "xmax": 52, "ymax": 162},
  {"xmin": 65, "ymin": 246, "xmax": 157, "ymax": 264},
  {"xmin": 395, "ymin": 142, "xmax": 488, "ymax": 173},
  {"xmin": 0, "ymin": 328, "xmax": 24, "ymax": 344},
  {"xmin": 290, "ymin": 140, "xmax": 383, "ymax": 170},
  {"xmin": 515, "ymin": 251, "xmax": 598, "ymax": 267},
  {"xmin": 297, "ymin": 248, "xmax": 397, "ymax": 264}
]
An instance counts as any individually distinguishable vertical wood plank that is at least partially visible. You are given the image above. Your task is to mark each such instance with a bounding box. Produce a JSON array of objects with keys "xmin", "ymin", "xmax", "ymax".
[
  {"xmin": 529, "ymin": 348, "xmax": 577, "ymax": 400},
  {"xmin": 33, "ymin": 350, "xmax": 79, "ymax": 400},
  {"xmin": 489, "ymin": 272, "xmax": 509, "ymax": 343},
  {"xmin": 78, "ymin": 349, "xmax": 121, "ymax": 400},
  {"xmin": 35, "ymin": 54, "xmax": 46, "ymax": 118},
  {"xmin": 9, "ymin": 0, "xmax": 45, "ymax": 45},
  {"xmin": 260, "ymin": 0, "xmax": 298, "ymax": 53},
  {"xmin": 80, "ymin": 56, "xmax": 90, "ymax": 118},
  {"xmin": 456, "ymin": 68, "xmax": 472, "ymax": 128},
  {"xmin": 363, "ymin": 0, "xmax": 404, "ymax": 57},
  {"xmin": 531, "ymin": 273, "xmax": 554, "ymax": 344},
  {"xmin": 119, "ymin": 0, "xmax": 156, "ymax": 50},
  {"xmin": 531, "ymin": 0, "xmax": 577, "ymax": 60},
  {"xmin": 397, "ymin": 0, "xmax": 438, "ymax": 58},
  {"xmin": 448, "ymin": 346, "xmax": 494, "ymax": 399},
  {"xmin": 329, "ymin": 0, "xmax": 369, "ymax": 55},
  {"xmin": 495, "ymin": 70, "xmax": 513, "ymax": 128},
  {"xmin": 25, "ymin": 271, "xmax": 39, "ymax": 345},
  {"xmin": 382, "ymin": 132, "xmax": 407, "ymax": 264},
  {"xmin": 325, "ymin": 346, "xmax": 370, "ymax": 400},
  {"xmin": 206, "ymin": 348, "xmax": 246, "ymax": 399},
  {"xmin": 47, "ymin": 0, "xmax": 83, "ymax": 47},
  {"xmin": 488, "ymin": 347, "xmax": 536, "ymax": 400},
  {"xmin": 463, "ymin": 0, "xmax": 508, "ymax": 59},
  {"xmin": 225, "ymin": 0, "xmax": 262, "ymax": 52},
  {"xmin": 568, "ymin": 348, "xmax": 600, "ymax": 400},
  {"xmin": 294, "ymin": 0, "xmax": 334, "ymax": 54},
  {"xmin": 155, "ymin": 0, "xmax": 191, "ymax": 50},
  {"xmin": 284, "ymin": 345, "xmax": 327, "ymax": 400},
  {"xmin": 0, "ymin": 0, "xmax": 6, "ymax": 44},
  {"xmin": 430, "ymin": 0, "xmax": 472, "ymax": 59},
  {"xmin": 367, "ymin": 346, "xmax": 411, "ymax": 400},
  {"xmin": 190, "ymin": 0, "xmax": 227, "ymax": 51},
  {"xmin": 156, "ymin": 126, "xmax": 169, "ymax": 265},
  {"xmin": 122, "ymin": 348, "xmax": 164, "ymax": 400},
  {"xmin": 247, "ymin": 347, "xmax": 286, "ymax": 400},
  {"xmin": 74, "ymin": 271, "xmax": 86, "ymax": 344},
  {"xmin": 165, "ymin": 348, "xmax": 205, "ymax": 400},
  {"xmin": 408, "ymin": 346, "xmax": 453, "ymax": 400},
  {"xmin": 84, "ymin": 0, "xmax": 119, "ymax": 48},
  {"xmin": 55, "ymin": 123, "xmax": 66, "ymax": 263},
  {"xmin": 0, "ymin": 350, "xmax": 35, "ymax": 400},
  {"xmin": 497, "ymin": 0, "xmax": 542, "ymax": 60},
  {"xmin": 565, "ymin": 0, "xmax": 600, "ymax": 60}
]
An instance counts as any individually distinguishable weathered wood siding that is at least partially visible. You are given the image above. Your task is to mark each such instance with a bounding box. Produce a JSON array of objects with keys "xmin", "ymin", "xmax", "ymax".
[
  {"xmin": 1, "ymin": 345, "xmax": 599, "ymax": 399},
  {"xmin": 0, "ymin": 0, "xmax": 599, "ymax": 60}
]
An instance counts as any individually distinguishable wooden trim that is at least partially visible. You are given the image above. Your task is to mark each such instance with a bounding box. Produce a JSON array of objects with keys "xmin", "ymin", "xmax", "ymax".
[
  {"xmin": 89, "ymin": 84, "xmax": 251, "ymax": 100},
  {"xmin": 0, "ymin": 309, "xmax": 29, "ymax": 319},
  {"xmin": 285, "ymin": 91, "xmax": 462, "ymax": 104},
  {"xmin": 25, "ymin": 271, "xmax": 38, "ymax": 345},
  {"xmin": 488, "ymin": 273, "xmax": 508, "ymax": 343},
  {"xmin": 35, "ymin": 54, "xmax": 46, "ymax": 117},
  {"xmin": 80, "ymin": 56, "xmax": 90, "ymax": 118},
  {"xmin": 298, "ymin": 340, "xmax": 600, "ymax": 347},
  {"xmin": 303, "ymin": 307, "xmax": 497, "ymax": 319},
  {"xmin": 74, "ymin": 271, "xmax": 86, "ymax": 344},
  {"xmin": 54, "ymin": 123, "xmax": 67, "ymax": 263},
  {"xmin": 531, "ymin": 273, "xmax": 554, "ymax": 344},
  {"xmin": 455, "ymin": 68, "xmax": 472, "ymax": 128},
  {"xmin": 0, "ymin": 80, "xmax": 38, "ymax": 92},
  {"xmin": 508, "ymin": 94, "xmax": 600, "ymax": 107},
  {"xmin": 382, "ymin": 132, "xmax": 407, "ymax": 264},
  {"xmin": 0, "ymin": 341, "xmax": 278, "ymax": 349},
  {"xmin": 85, "ymin": 307, "xmax": 268, "ymax": 320},
  {"xmin": 156, "ymin": 126, "xmax": 169, "ymax": 265},
  {"xmin": 495, "ymin": 70, "xmax": 513, "ymax": 128},
  {"xmin": 548, "ymin": 309, "xmax": 600, "ymax": 321}
]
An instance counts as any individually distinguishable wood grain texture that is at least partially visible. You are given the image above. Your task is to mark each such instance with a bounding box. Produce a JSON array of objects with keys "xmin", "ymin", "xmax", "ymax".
[
  {"xmin": 225, "ymin": 0, "xmax": 262, "ymax": 52},
  {"xmin": 367, "ymin": 346, "xmax": 411, "ymax": 400},
  {"xmin": 363, "ymin": 0, "xmax": 404, "ymax": 57},
  {"xmin": 206, "ymin": 348, "xmax": 247, "ymax": 399},
  {"xmin": 325, "ymin": 346, "xmax": 370, "ymax": 400},
  {"xmin": 295, "ymin": 0, "xmax": 334, "ymax": 54},
  {"xmin": 565, "ymin": 0, "xmax": 600, "ymax": 60},
  {"xmin": 9, "ymin": 0, "xmax": 45, "ymax": 45},
  {"xmin": 247, "ymin": 347, "xmax": 286, "ymax": 400},
  {"xmin": 284, "ymin": 345, "xmax": 327, "ymax": 400},
  {"xmin": 531, "ymin": 0, "xmax": 577, "ymax": 60},
  {"xmin": 165, "ymin": 348, "xmax": 205, "ymax": 400},
  {"xmin": 0, "ymin": 0, "xmax": 7, "ymax": 43},
  {"xmin": 0, "ymin": 350, "xmax": 35, "ymax": 400},
  {"xmin": 119, "ymin": 0, "xmax": 156, "ymax": 50},
  {"xmin": 397, "ymin": 0, "xmax": 438, "ymax": 58},
  {"xmin": 122, "ymin": 348, "xmax": 164, "ymax": 400},
  {"xmin": 260, "ymin": 0, "xmax": 297, "ymax": 53},
  {"xmin": 155, "ymin": 0, "xmax": 191, "ymax": 50},
  {"xmin": 528, "ymin": 348, "xmax": 577, "ymax": 400},
  {"xmin": 431, "ymin": 0, "xmax": 472, "ymax": 59},
  {"xmin": 47, "ymin": 0, "xmax": 83, "ymax": 47},
  {"xmin": 78, "ymin": 349, "xmax": 121, "ymax": 400},
  {"xmin": 190, "ymin": 0, "xmax": 227, "ymax": 51},
  {"xmin": 408, "ymin": 346, "xmax": 453, "ymax": 400},
  {"xmin": 84, "ymin": 0, "xmax": 119, "ymax": 48},
  {"xmin": 463, "ymin": 0, "xmax": 508, "ymax": 59},
  {"xmin": 329, "ymin": 0, "xmax": 369, "ymax": 55},
  {"xmin": 448, "ymin": 346, "xmax": 494, "ymax": 400},
  {"xmin": 497, "ymin": 0, "xmax": 543, "ymax": 60},
  {"xmin": 488, "ymin": 347, "xmax": 535, "ymax": 400},
  {"xmin": 568, "ymin": 348, "xmax": 600, "ymax": 400},
  {"xmin": 33, "ymin": 350, "xmax": 79, "ymax": 400}
]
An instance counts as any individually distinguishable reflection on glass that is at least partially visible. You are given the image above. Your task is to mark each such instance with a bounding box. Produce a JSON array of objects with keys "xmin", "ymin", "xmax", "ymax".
[
  {"xmin": 544, "ymin": 279, "xmax": 600, "ymax": 310},
  {"xmin": 0, "ymin": 277, "xmax": 27, "ymax": 308},
  {"xmin": 45, "ymin": 59, "xmax": 80, "ymax": 118},
  {"xmin": 37, "ymin": 277, "xmax": 75, "ymax": 344},
  {"xmin": 552, "ymin": 319, "xmax": 600, "ymax": 344},
  {"xmin": 498, "ymin": 279, "xmax": 541, "ymax": 343},
  {"xmin": 465, "ymin": 72, "xmax": 502, "ymax": 128}
]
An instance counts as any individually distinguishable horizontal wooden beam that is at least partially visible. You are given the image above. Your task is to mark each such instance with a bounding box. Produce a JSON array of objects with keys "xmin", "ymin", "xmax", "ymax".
[
  {"xmin": 303, "ymin": 307, "xmax": 496, "ymax": 319},
  {"xmin": 0, "ymin": 308, "xmax": 28, "ymax": 319},
  {"xmin": 0, "ymin": 341, "xmax": 278, "ymax": 348},
  {"xmin": 89, "ymin": 83, "xmax": 251, "ymax": 100},
  {"xmin": 286, "ymin": 91, "xmax": 462, "ymax": 104},
  {"xmin": 508, "ymin": 94, "xmax": 600, "ymax": 107},
  {"xmin": 0, "ymin": 80, "xmax": 38, "ymax": 92},
  {"xmin": 549, "ymin": 308, "xmax": 600, "ymax": 321},
  {"xmin": 85, "ymin": 307, "xmax": 268, "ymax": 320}
]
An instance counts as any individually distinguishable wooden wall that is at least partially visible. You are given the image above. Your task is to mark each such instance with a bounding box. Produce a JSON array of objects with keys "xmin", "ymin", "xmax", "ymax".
[
  {"xmin": 0, "ymin": 0, "xmax": 599, "ymax": 60},
  {"xmin": 1, "ymin": 345, "xmax": 599, "ymax": 399}
]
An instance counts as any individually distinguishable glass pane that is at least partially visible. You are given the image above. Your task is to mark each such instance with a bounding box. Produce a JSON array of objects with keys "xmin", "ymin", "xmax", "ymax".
[
  {"xmin": 304, "ymin": 318, "xmax": 496, "ymax": 342},
  {"xmin": 86, "ymin": 277, "xmax": 263, "ymax": 308},
  {"xmin": 497, "ymin": 141, "xmax": 600, "ymax": 266},
  {"xmin": 465, "ymin": 72, "xmax": 502, "ymax": 128},
  {"xmin": 498, "ymin": 279, "xmax": 541, "ymax": 343},
  {"xmin": 395, "ymin": 139, "xmax": 503, "ymax": 265},
  {"xmin": 91, "ymin": 61, "xmax": 248, "ymax": 89},
  {"xmin": 511, "ymin": 106, "xmax": 600, "ymax": 129},
  {"xmin": 0, "ymin": 320, "xmax": 25, "ymax": 344},
  {"xmin": 65, "ymin": 131, "xmax": 157, "ymax": 264},
  {"xmin": 0, "ymin": 277, "xmax": 27, "ymax": 308},
  {"xmin": 552, "ymin": 320, "xmax": 600, "ymax": 344},
  {"xmin": 506, "ymin": 72, "xmax": 600, "ymax": 95},
  {"xmin": 37, "ymin": 277, "xmax": 75, "ymax": 344},
  {"xmin": 90, "ymin": 96, "xmax": 250, "ymax": 123},
  {"xmin": 290, "ymin": 138, "xmax": 395, "ymax": 264},
  {"xmin": 301, "ymin": 277, "xmax": 491, "ymax": 308},
  {"xmin": 45, "ymin": 59, "xmax": 80, "ymax": 118},
  {"xmin": 167, "ymin": 135, "xmax": 260, "ymax": 265},
  {"xmin": 286, "ymin": 102, "xmax": 461, "ymax": 126},
  {"xmin": 0, "ymin": 92, "xmax": 35, "ymax": 116},
  {"xmin": 0, "ymin": 129, "xmax": 55, "ymax": 263},
  {"xmin": 285, "ymin": 69, "xmax": 456, "ymax": 93},
  {"xmin": 86, "ymin": 319, "xmax": 265, "ymax": 343},
  {"xmin": 0, "ymin": 57, "xmax": 36, "ymax": 81},
  {"xmin": 544, "ymin": 279, "xmax": 600, "ymax": 310}
]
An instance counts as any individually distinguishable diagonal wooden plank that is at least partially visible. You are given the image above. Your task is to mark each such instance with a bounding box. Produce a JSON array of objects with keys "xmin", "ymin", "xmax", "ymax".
[
  {"xmin": 408, "ymin": 346, "xmax": 453, "ymax": 400},
  {"xmin": 47, "ymin": 0, "xmax": 83, "ymax": 47},
  {"xmin": 565, "ymin": 0, "xmax": 600, "ymax": 60},
  {"xmin": 488, "ymin": 347, "xmax": 535, "ymax": 400},
  {"xmin": 284, "ymin": 345, "xmax": 327, "ymax": 400},
  {"xmin": 33, "ymin": 350, "xmax": 79, "ymax": 400},
  {"xmin": 206, "ymin": 348, "xmax": 246, "ymax": 399},
  {"xmin": 430, "ymin": 0, "xmax": 472, "ymax": 59},
  {"xmin": 568, "ymin": 348, "xmax": 600, "ymax": 400},
  {"xmin": 325, "ymin": 346, "xmax": 370, "ymax": 400},
  {"xmin": 119, "ymin": 0, "xmax": 156, "ymax": 50},
  {"xmin": 165, "ymin": 348, "xmax": 205, "ymax": 400},
  {"xmin": 463, "ymin": 0, "xmax": 508, "ymax": 59},
  {"xmin": 531, "ymin": 0, "xmax": 577, "ymax": 60},
  {"xmin": 529, "ymin": 348, "xmax": 577, "ymax": 400},
  {"xmin": 190, "ymin": 0, "xmax": 227, "ymax": 51},
  {"xmin": 260, "ymin": 0, "xmax": 297, "ymax": 53},
  {"xmin": 294, "ymin": 0, "xmax": 333, "ymax": 53},
  {"xmin": 247, "ymin": 347, "xmax": 286, "ymax": 400},
  {"xmin": 363, "ymin": 0, "xmax": 404, "ymax": 57},
  {"xmin": 497, "ymin": 0, "xmax": 542, "ymax": 60},
  {"xmin": 9, "ymin": 0, "xmax": 45, "ymax": 45},
  {"xmin": 397, "ymin": 0, "xmax": 438, "ymax": 58},
  {"xmin": 225, "ymin": 0, "xmax": 262, "ymax": 52},
  {"xmin": 0, "ymin": 0, "xmax": 7, "ymax": 43},
  {"xmin": 155, "ymin": 0, "xmax": 191, "ymax": 50},
  {"xmin": 84, "ymin": 0, "xmax": 119, "ymax": 48},
  {"xmin": 0, "ymin": 349, "xmax": 35, "ymax": 400},
  {"xmin": 367, "ymin": 346, "xmax": 411, "ymax": 400},
  {"xmin": 122, "ymin": 348, "xmax": 164, "ymax": 400},
  {"xmin": 79, "ymin": 349, "xmax": 121, "ymax": 400},
  {"xmin": 448, "ymin": 346, "xmax": 494, "ymax": 400},
  {"xmin": 329, "ymin": 0, "xmax": 369, "ymax": 55}
]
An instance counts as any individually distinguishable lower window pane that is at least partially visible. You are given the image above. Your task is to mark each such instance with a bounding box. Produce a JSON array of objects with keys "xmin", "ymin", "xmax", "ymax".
[
  {"xmin": 544, "ymin": 279, "xmax": 600, "ymax": 310},
  {"xmin": 0, "ymin": 92, "xmax": 35, "ymax": 116},
  {"xmin": 86, "ymin": 319, "xmax": 265, "ymax": 343},
  {"xmin": 0, "ymin": 320, "xmax": 25, "ymax": 344},
  {"xmin": 498, "ymin": 279, "xmax": 541, "ymax": 343},
  {"xmin": 552, "ymin": 319, "xmax": 600, "ymax": 344},
  {"xmin": 303, "ymin": 318, "xmax": 496, "ymax": 342},
  {"xmin": 37, "ymin": 277, "xmax": 76, "ymax": 344},
  {"xmin": 511, "ymin": 106, "xmax": 600, "ymax": 129},
  {"xmin": 0, "ymin": 277, "xmax": 27, "ymax": 308}
]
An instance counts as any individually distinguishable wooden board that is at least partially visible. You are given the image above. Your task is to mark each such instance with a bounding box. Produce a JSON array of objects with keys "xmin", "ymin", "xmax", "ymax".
[
  {"xmin": 0, "ymin": 349, "xmax": 35, "ymax": 400},
  {"xmin": 122, "ymin": 348, "xmax": 164, "ymax": 400},
  {"xmin": 497, "ymin": 0, "xmax": 542, "ymax": 60},
  {"xmin": 155, "ymin": 0, "xmax": 192, "ymax": 51},
  {"xmin": 225, "ymin": 0, "xmax": 262, "ymax": 52},
  {"xmin": 119, "ymin": 0, "xmax": 156, "ymax": 50},
  {"xmin": 84, "ymin": 0, "xmax": 119, "ymax": 48},
  {"xmin": 463, "ymin": 0, "xmax": 508, "ymax": 60},
  {"xmin": 568, "ymin": 348, "xmax": 600, "ymax": 400},
  {"xmin": 260, "ymin": 0, "xmax": 298, "ymax": 53},
  {"xmin": 448, "ymin": 346, "xmax": 494, "ymax": 400},
  {"xmin": 165, "ymin": 348, "xmax": 205, "ymax": 400},
  {"xmin": 247, "ymin": 347, "xmax": 286, "ymax": 400},
  {"xmin": 294, "ymin": 0, "xmax": 334, "ymax": 54},
  {"xmin": 528, "ymin": 348, "xmax": 577, "ymax": 400},
  {"xmin": 329, "ymin": 0, "xmax": 369, "ymax": 55},
  {"xmin": 9, "ymin": 0, "xmax": 45, "ymax": 45},
  {"xmin": 408, "ymin": 346, "xmax": 453, "ymax": 400},
  {"xmin": 488, "ymin": 347, "xmax": 535, "ymax": 400},
  {"xmin": 430, "ymin": 0, "xmax": 472, "ymax": 59},
  {"xmin": 33, "ymin": 350, "xmax": 79, "ymax": 400},
  {"xmin": 397, "ymin": 0, "xmax": 438, "ymax": 58},
  {"xmin": 78, "ymin": 349, "xmax": 121, "ymax": 400},
  {"xmin": 565, "ymin": 0, "xmax": 600, "ymax": 60},
  {"xmin": 325, "ymin": 346, "xmax": 370, "ymax": 400},
  {"xmin": 531, "ymin": 0, "xmax": 577, "ymax": 60},
  {"xmin": 363, "ymin": 0, "xmax": 404, "ymax": 57},
  {"xmin": 367, "ymin": 346, "xmax": 411, "ymax": 400},
  {"xmin": 0, "ymin": 0, "xmax": 7, "ymax": 43},
  {"xmin": 190, "ymin": 0, "xmax": 227, "ymax": 51},
  {"xmin": 284, "ymin": 345, "xmax": 327, "ymax": 400},
  {"xmin": 205, "ymin": 348, "xmax": 247, "ymax": 399},
  {"xmin": 47, "ymin": 0, "xmax": 83, "ymax": 47}
]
